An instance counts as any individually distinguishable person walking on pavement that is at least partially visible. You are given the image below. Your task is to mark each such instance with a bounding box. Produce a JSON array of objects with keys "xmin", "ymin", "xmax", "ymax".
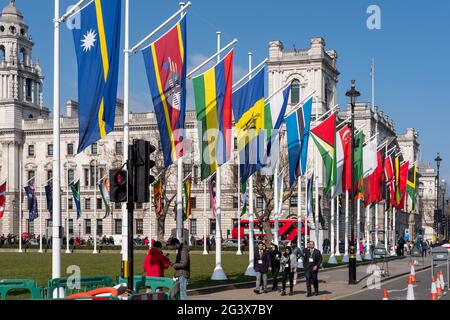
[
  {"xmin": 397, "ymin": 237, "xmax": 405, "ymax": 256},
  {"xmin": 301, "ymin": 240, "xmax": 323, "ymax": 297},
  {"xmin": 168, "ymin": 238, "xmax": 190, "ymax": 300},
  {"xmin": 270, "ymin": 244, "xmax": 281, "ymax": 291},
  {"xmin": 280, "ymin": 246, "xmax": 297, "ymax": 296},
  {"xmin": 254, "ymin": 242, "xmax": 272, "ymax": 294}
]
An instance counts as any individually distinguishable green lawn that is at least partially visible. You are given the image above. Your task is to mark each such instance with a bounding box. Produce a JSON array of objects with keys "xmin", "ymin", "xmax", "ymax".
[{"xmin": 0, "ymin": 251, "xmax": 345, "ymax": 299}]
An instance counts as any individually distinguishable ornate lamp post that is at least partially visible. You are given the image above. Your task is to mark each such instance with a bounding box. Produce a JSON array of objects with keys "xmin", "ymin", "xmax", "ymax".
[
  {"xmin": 435, "ymin": 153, "xmax": 442, "ymax": 240},
  {"xmin": 346, "ymin": 80, "xmax": 360, "ymax": 285}
]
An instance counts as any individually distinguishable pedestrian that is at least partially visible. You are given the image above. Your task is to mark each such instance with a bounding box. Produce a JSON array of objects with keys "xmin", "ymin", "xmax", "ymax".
[
  {"xmin": 398, "ymin": 237, "xmax": 405, "ymax": 256},
  {"xmin": 168, "ymin": 238, "xmax": 190, "ymax": 300},
  {"xmin": 253, "ymin": 241, "xmax": 271, "ymax": 294},
  {"xmin": 143, "ymin": 240, "xmax": 171, "ymax": 278},
  {"xmin": 206, "ymin": 236, "xmax": 211, "ymax": 253},
  {"xmin": 301, "ymin": 241, "xmax": 323, "ymax": 297},
  {"xmin": 280, "ymin": 246, "xmax": 297, "ymax": 296},
  {"xmin": 359, "ymin": 239, "xmax": 364, "ymax": 255},
  {"xmin": 269, "ymin": 244, "xmax": 281, "ymax": 291}
]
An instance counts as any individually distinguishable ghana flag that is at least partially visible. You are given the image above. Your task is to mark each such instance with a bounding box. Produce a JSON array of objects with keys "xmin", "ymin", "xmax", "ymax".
[
  {"xmin": 193, "ymin": 50, "xmax": 233, "ymax": 180},
  {"xmin": 142, "ymin": 15, "xmax": 187, "ymax": 168}
]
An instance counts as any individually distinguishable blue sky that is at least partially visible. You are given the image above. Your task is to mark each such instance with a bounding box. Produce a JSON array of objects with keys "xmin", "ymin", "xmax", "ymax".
[{"xmin": 11, "ymin": 0, "xmax": 450, "ymax": 181}]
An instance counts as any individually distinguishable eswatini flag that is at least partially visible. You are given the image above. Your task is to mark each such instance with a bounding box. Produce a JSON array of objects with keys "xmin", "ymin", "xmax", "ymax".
[
  {"xmin": 0, "ymin": 181, "xmax": 6, "ymax": 218},
  {"xmin": 193, "ymin": 50, "xmax": 233, "ymax": 180},
  {"xmin": 142, "ymin": 15, "xmax": 187, "ymax": 168}
]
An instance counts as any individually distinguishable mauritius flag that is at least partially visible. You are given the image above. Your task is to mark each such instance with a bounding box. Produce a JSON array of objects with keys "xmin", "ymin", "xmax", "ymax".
[
  {"xmin": 232, "ymin": 68, "xmax": 266, "ymax": 184},
  {"xmin": 72, "ymin": 0, "xmax": 121, "ymax": 154},
  {"xmin": 311, "ymin": 113, "xmax": 336, "ymax": 194},
  {"xmin": 193, "ymin": 50, "xmax": 233, "ymax": 180},
  {"xmin": 143, "ymin": 16, "xmax": 187, "ymax": 168}
]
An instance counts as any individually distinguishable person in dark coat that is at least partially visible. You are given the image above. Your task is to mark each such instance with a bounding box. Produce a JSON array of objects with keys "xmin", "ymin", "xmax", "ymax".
[
  {"xmin": 280, "ymin": 246, "xmax": 298, "ymax": 296},
  {"xmin": 269, "ymin": 244, "xmax": 281, "ymax": 291},
  {"xmin": 300, "ymin": 240, "xmax": 323, "ymax": 297},
  {"xmin": 253, "ymin": 242, "xmax": 271, "ymax": 294},
  {"xmin": 168, "ymin": 238, "xmax": 190, "ymax": 300}
]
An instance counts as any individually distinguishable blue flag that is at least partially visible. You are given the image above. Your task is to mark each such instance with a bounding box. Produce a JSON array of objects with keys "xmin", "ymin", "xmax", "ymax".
[
  {"xmin": 72, "ymin": 0, "xmax": 121, "ymax": 153},
  {"xmin": 285, "ymin": 97, "xmax": 312, "ymax": 187},
  {"xmin": 70, "ymin": 180, "xmax": 82, "ymax": 220},
  {"xmin": 24, "ymin": 184, "xmax": 38, "ymax": 222}
]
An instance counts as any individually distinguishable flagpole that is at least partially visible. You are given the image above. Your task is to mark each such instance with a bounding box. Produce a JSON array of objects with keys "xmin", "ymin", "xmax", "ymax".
[
  {"xmin": 356, "ymin": 199, "xmax": 362, "ymax": 261},
  {"xmin": 18, "ymin": 155, "xmax": 22, "ymax": 253},
  {"xmin": 328, "ymin": 187, "xmax": 337, "ymax": 264},
  {"xmin": 149, "ymin": 184, "xmax": 153, "ymax": 246},
  {"xmin": 245, "ymin": 52, "xmax": 256, "ymax": 277},
  {"xmin": 52, "ymin": 0, "xmax": 62, "ymax": 294},
  {"xmin": 297, "ymin": 175, "xmax": 302, "ymax": 250},
  {"xmin": 203, "ymin": 180, "xmax": 208, "ymax": 255},
  {"xmin": 343, "ymin": 191, "xmax": 349, "ymax": 263},
  {"xmin": 391, "ymin": 207, "xmax": 397, "ymax": 256},
  {"xmin": 66, "ymin": 170, "xmax": 70, "ymax": 254},
  {"xmin": 274, "ymin": 160, "xmax": 279, "ymax": 247},
  {"xmin": 364, "ymin": 205, "xmax": 372, "ymax": 260},
  {"xmin": 211, "ymin": 31, "xmax": 227, "ymax": 281},
  {"xmin": 314, "ymin": 96, "xmax": 320, "ymax": 249},
  {"xmin": 304, "ymin": 176, "xmax": 308, "ymax": 250},
  {"xmin": 93, "ymin": 159, "xmax": 98, "ymax": 254},
  {"xmin": 336, "ymin": 196, "xmax": 341, "ymax": 256},
  {"xmin": 39, "ymin": 170, "xmax": 43, "ymax": 253},
  {"xmin": 236, "ymin": 163, "xmax": 242, "ymax": 255}
]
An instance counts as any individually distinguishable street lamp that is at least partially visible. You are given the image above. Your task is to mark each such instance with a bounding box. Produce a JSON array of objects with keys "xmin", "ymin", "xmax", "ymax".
[
  {"xmin": 346, "ymin": 80, "xmax": 360, "ymax": 285},
  {"xmin": 435, "ymin": 153, "xmax": 442, "ymax": 240}
]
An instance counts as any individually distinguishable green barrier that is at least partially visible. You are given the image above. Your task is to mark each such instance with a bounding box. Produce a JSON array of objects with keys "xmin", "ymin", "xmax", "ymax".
[
  {"xmin": 0, "ymin": 279, "xmax": 43, "ymax": 300},
  {"xmin": 116, "ymin": 276, "xmax": 180, "ymax": 300},
  {"xmin": 45, "ymin": 276, "xmax": 114, "ymax": 300}
]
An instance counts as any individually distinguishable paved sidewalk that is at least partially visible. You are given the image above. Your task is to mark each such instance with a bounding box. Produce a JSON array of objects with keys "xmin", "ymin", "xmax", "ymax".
[{"xmin": 189, "ymin": 255, "xmax": 432, "ymax": 300}]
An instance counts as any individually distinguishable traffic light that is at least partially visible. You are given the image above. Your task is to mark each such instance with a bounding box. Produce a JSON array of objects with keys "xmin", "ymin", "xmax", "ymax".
[
  {"xmin": 133, "ymin": 140, "xmax": 157, "ymax": 203},
  {"xmin": 109, "ymin": 169, "xmax": 127, "ymax": 203}
]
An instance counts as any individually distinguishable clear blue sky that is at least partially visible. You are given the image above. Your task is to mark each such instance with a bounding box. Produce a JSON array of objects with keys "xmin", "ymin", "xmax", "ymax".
[{"xmin": 11, "ymin": 0, "xmax": 450, "ymax": 181}]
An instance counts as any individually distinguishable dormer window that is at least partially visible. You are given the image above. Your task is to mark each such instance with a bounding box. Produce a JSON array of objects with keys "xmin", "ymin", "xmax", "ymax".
[
  {"xmin": 9, "ymin": 26, "xmax": 16, "ymax": 34},
  {"xmin": 0, "ymin": 26, "xmax": 4, "ymax": 32},
  {"xmin": 20, "ymin": 28, "xmax": 25, "ymax": 36}
]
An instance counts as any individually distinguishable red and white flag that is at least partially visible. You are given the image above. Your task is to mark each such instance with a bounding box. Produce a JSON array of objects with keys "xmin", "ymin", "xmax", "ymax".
[{"xmin": 0, "ymin": 181, "xmax": 6, "ymax": 219}]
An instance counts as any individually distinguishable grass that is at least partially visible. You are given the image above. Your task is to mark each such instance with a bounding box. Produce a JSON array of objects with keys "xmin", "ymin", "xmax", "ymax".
[{"xmin": 0, "ymin": 251, "xmax": 346, "ymax": 299}]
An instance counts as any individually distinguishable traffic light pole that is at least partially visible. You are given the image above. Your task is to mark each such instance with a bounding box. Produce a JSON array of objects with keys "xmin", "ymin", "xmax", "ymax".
[{"xmin": 126, "ymin": 145, "xmax": 135, "ymax": 292}]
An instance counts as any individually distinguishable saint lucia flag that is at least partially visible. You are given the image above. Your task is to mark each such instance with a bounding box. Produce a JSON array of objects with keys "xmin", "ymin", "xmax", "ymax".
[{"xmin": 72, "ymin": 0, "xmax": 121, "ymax": 154}]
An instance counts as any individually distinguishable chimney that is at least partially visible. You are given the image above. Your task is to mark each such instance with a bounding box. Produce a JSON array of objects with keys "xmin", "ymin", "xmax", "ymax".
[{"xmin": 66, "ymin": 100, "xmax": 78, "ymax": 118}]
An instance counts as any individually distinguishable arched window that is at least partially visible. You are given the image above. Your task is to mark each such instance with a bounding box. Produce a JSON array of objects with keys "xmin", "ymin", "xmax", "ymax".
[
  {"xmin": 0, "ymin": 46, "xmax": 5, "ymax": 61},
  {"xmin": 20, "ymin": 48, "xmax": 26, "ymax": 65},
  {"xmin": 291, "ymin": 79, "xmax": 300, "ymax": 105}
]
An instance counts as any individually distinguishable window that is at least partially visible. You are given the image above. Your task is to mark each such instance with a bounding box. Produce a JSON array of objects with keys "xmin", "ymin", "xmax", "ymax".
[
  {"xmin": 85, "ymin": 219, "xmax": 91, "ymax": 235},
  {"xmin": 115, "ymin": 202, "xmax": 121, "ymax": 210},
  {"xmin": 67, "ymin": 143, "xmax": 74, "ymax": 156},
  {"xmin": 47, "ymin": 170, "xmax": 53, "ymax": 182},
  {"xmin": 97, "ymin": 198, "xmax": 102, "ymax": 210},
  {"xmin": 209, "ymin": 219, "xmax": 216, "ymax": 235},
  {"xmin": 233, "ymin": 196, "xmax": 239, "ymax": 209},
  {"xmin": 28, "ymin": 170, "xmax": 35, "ymax": 182},
  {"xmin": 233, "ymin": 165, "xmax": 239, "ymax": 184},
  {"xmin": 84, "ymin": 169, "xmax": 89, "ymax": 187},
  {"xmin": 27, "ymin": 219, "xmax": 34, "ymax": 235},
  {"xmin": 193, "ymin": 165, "xmax": 199, "ymax": 184},
  {"xmin": 115, "ymin": 141, "xmax": 123, "ymax": 155},
  {"xmin": 190, "ymin": 197, "xmax": 196, "ymax": 209},
  {"xmin": 136, "ymin": 219, "xmax": 144, "ymax": 235},
  {"xmin": 97, "ymin": 219, "xmax": 103, "ymax": 236},
  {"xmin": 190, "ymin": 219, "xmax": 197, "ymax": 235},
  {"xmin": 234, "ymin": 137, "xmax": 238, "ymax": 150},
  {"xmin": 89, "ymin": 165, "xmax": 98, "ymax": 187},
  {"xmin": 85, "ymin": 198, "xmax": 91, "ymax": 210},
  {"xmin": 290, "ymin": 196, "xmax": 298, "ymax": 206},
  {"xmin": 68, "ymin": 219, "xmax": 73, "ymax": 235},
  {"xmin": 47, "ymin": 144, "xmax": 54, "ymax": 156},
  {"xmin": 91, "ymin": 143, "xmax": 98, "ymax": 155},
  {"xmin": 135, "ymin": 203, "xmax": 143, "ymax": 210},
  {"xmin": 114, "ymin": 219, "xmax": 122, "ymax": 235},
  {"xmin": 183, "ymin": 164, "xmax": 192, "ymax": 177},
  {"xmin": 291, "ymin": 79, "xmax": 300, "ymax": 105},
  {"xmin": 68, "ymin": 169, "xmax": 74, "ymax": 184},
  {"xmin": 28, "ymin": 145, "xmax": 35, "ymax": 157},
  {"xmin": 26, "ymin": 78, "xmax": 32, "ymax": 100},
  {"xmin": 68, "ymin": 198, "xmax": 73, "ymax": 210},
  {"xmin": 256, "ymin": 196, "xmax": 264, "ymax": 209}
]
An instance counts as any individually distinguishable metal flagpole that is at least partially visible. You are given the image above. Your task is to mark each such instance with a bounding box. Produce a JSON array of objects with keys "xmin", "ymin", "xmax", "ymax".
[
  {"xmin": 304, "ymin": 176, "xmax": 308, "ymax": 250},
  {"xmin": 274, "ymin": 160, "xmax": 279, "ymax": 247},
  {"xmin": 336, "ymin": 196, "xmax": 341, "ymax": 256},
  {"xmin": 364, "ymin": 206, "xmax": 372, "ymax": 260},
  {"xmin": 39, "ymin": 171, "xmax": 43, "ymax": 253},
  {"xmin": 342, "ymin": 191, "xmax": 349, "ymax": 263},
  {"xmin": 149, "ymin": 184, "xmax": 152, "ymax": 246},
  {"xmin": 203, "ymin": 180, "xmax": 208, "ymax": 255},
  {"xmin": 297, "ymin": 175, "xmax": 301, "ymax": 249},
  {"xmin": 52, "ymin": 0, "xmax": 62, "ymax": 297},
  {"xmin": 314, "ymin": 96, "xmax": 320, "ymax": 248},
  {"xmin": 236, "ymin": 163, "xmax": 242, "ymax": 255},
  {"xmin": 245, "ymin": 52, "xmax": 256, "ymax": 277},
  {"xmin": 93, "ymin": 159, "xmax": 98, "ymax": 254},
  {"xmin": 66, "ymin": 172, "xmax": 70, "ymax": 254},
  {"xmin": 328, "ymin": 187, "xmax": 337, "ymax": 264},
  {"xmin": 356, "ymin": 199, "xmax": 362, "ymax": 261},
  {"xmin": 211, "ymin": 31, "xmax": 227, "ymax": 280},
  {"xmin": 391, "ymin": 207, "xmax": 397, "ymax": 256},
  {"xmin": 18, "ymin": 156, "xmax": 22, "ymax": 253}
]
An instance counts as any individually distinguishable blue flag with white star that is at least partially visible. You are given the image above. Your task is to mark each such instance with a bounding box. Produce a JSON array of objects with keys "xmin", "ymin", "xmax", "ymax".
[{"xmin": 72, "ymin": 0, "xmax": 121, "ymax": 154}]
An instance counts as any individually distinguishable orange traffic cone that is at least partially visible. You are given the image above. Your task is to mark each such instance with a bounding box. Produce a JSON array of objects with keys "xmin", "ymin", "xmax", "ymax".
[
  {"xmin": 436, "ymin": 275, "xmax": 443, "ymax": 297},
  {"xmin": 382, "ymin": 289, "xmax": 389, "ymax": 300},
  {"xmin": 410, "ymin": 263, "xmax": 416, "ymax": 282},
  {"xmin": 440, "ymin": 271, "xmax": 446, "ymax": 291},
  {"xmin": 406, "ymin": 276, "xmax": 415, "ymax": 300},
  {"xmin": 431, "ymin": 276, "xmax": 438, "ymax": 300}
]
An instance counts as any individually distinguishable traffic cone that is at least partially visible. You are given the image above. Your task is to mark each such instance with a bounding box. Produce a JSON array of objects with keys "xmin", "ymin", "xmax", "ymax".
[
  {"xmin": 410, "ymin": 263, "xmax": 416, "ymax": 282},
  {"xmin": 406, "ymin": 276, "xmax": 415, "ymax": 300},
  {"xmin": 440, "ymin": 271, "xmax": 446, "ymax": 291},
  {"xmin": 436, "ymin": 275, "xmax": 443, "ymax": 297},
  {"xmin": 430, "ymin": 276, "xmax": 438, "ymax": 300},
  {"xmin": 382, "ymin": 289, "xmax": 389, "ymax": 300}
]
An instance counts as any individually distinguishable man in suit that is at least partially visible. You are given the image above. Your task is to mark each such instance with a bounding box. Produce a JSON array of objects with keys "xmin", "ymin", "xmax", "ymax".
[
  {"xmin": 254, "ymin": 241, "xmax": 272, "ymax": 294},
  {"xmin": 301, "ymin": 240, "xmax": 323, "ymax": 297}
]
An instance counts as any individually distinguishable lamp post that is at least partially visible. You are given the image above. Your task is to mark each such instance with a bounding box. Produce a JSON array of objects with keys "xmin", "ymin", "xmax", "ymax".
[
  {"xmin": 346, "ymin": 80, "xmax": 360, "ymax": 285},
  {"xmin": 435, "ymin": 153, "xmax": 442, "ymax": 240}
]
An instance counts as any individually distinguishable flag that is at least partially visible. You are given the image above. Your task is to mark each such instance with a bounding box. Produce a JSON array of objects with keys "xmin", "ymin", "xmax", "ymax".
[
  {"xmin": 183, "ymin": 176, "xmax": 192, "ymax": 220},
  {"xmin": 263, "ymin": 85, "xmax": 291, "ymax": 171},
  {"xmin": 72, "ymin": 0, "xmax": 122, "ymax": 153},
  {"xmin": 0, "ymin": 181, "xmax": 6, "ymax": 219},
  {"xmin": 353, "ymin": 131, "xmax": 365, "ymax": 200},
  {"xmin": 143, "ymin": 16, "xmax": 187, "ymax": 168},
  {"xmin": 24, "ymin": 183, "xmax": 38, "ymax": 222},
  {"xmin": 363, "ymin": 151, "xmax": 384, "ymax": 207},
  {"xmin": 406, "ymin": 164, "xmax": 417, "ymax": 211},
  {"xmin": 394, "ymin": 156, "xmax": 401, "ymax": 206},
  {"xmin": 332, "ymin": 125, "xmax": 350, "ymax": 198},
  {"xmin": 397, "ymin": 161, "xmax": 409, "ymax": 210},
  {"xmin": 311, "ymin": 113, "xmax": 336, "ymax": 194},
  {"xmin": 99, "ymin": 178, "xmax": 111, "ymax": 219},
  {"xmin": 70, "ymin": 180, "xmax": 81, "ymax": 220},
  {"xmin": 208, "ymin": 173, "xmax": 217, "ymax": 216},
  {"xmin": 286, "ymin": 97, "xmax": 313, "ymax": 187},
  {"xmin": 384, "ymin": 153, "xmax": 395, "ymax": 208},
  {"xmin": 153, "ymin": 178, "xmax": 163, "ymax": 220},
  {"xmin": 240, "ymin": 181, "xmax": 247, "ymax": 217},
  {"xmin": 363, "ymin": 139, "xmax": 378, "ymax": 178},
  {"xmin": 193, "ymin": 50, "xmax": 233, "ymax": 179},
  {"xmin": 232, "ymin": 68, "xmax": 266, "ymax": 184},
  {"xmin": 45, "ymin": 183, "xmax": 52, "ymax": 218}
]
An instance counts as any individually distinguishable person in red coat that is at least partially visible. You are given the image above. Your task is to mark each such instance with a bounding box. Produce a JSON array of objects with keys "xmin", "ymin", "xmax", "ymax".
[{"xmin": 144, "ymin": 241, "xmax": 170, "ymax": 277}]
